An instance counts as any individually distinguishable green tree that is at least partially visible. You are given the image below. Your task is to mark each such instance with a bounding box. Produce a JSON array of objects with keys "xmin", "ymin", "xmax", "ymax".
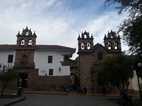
[
  {"xmin": 123, "ymin": 15, "xmax": 142, "ymax": 55},
  {"xmin": 0, "ymin": 69, "xmax": 17, "ymax": 96},
  {"xmin": 96, "ymin": 55, "xmax": 133, "ymax": 93},
  {"xmin": 106, "ymin": 0, "xmax": 142, "ymax": 14},
  {"xmin": 105, "ymin": 0, "xmax": 142, "ymax": 55}
]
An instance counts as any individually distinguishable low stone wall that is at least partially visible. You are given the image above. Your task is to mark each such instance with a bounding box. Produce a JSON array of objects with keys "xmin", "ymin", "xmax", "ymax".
[
  {"xmin": 0, "ymin": 70, "xmax": 72, "ymax": 92},
  {"xmin": 28, "ymin": 70, "xmax": 71, "ymax": 91},
  {"xmin": 29, "ymin": 76, "xmax": 71, "ymax": 91}
]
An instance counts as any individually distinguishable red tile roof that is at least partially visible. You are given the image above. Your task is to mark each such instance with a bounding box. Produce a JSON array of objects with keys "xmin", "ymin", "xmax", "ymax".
[
  {"xmin": 0, "ymin": 44, "xmax": 75, "ymax": 53},
  {"xmin": 0, "ymin": 45, "xmax": 16, "ymax": 50}
]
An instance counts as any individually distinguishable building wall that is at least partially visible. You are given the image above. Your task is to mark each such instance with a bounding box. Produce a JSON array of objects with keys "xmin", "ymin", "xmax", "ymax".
[
  {"xmin": 34, "ymin": 51, "xmax": 70, "ymax": 76},
  {"xmin": 0, "ymin": 50, "xmax": 71, "ymax": 76},
  {"xmin": 79, "ymin": 54, "xmax": 96, "ymax": 93},
  {"xmin": 14, "ymin": 48, "xmax": 35, "ymax": 68},
  {"xmin": 0, "ymin": 50, "xmax": 15, "ymax": 70}
]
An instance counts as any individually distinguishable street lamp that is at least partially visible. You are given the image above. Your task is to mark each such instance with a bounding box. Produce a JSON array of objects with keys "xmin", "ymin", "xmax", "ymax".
[
  {"xmin": 17, "ymin": 73, "xmax": 23, "ymax": 96},
  {"xmin": 135, "ymin": 62, "xmax": 142, "ymax": 100}
]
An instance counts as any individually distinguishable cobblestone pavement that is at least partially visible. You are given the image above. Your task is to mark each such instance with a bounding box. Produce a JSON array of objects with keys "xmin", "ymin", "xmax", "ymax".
[{"xmin": 13, "ymin": 94, "xmax": 119, "ymax": 106}]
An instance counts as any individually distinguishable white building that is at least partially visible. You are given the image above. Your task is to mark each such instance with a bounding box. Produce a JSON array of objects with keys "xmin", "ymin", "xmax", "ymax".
[{"xmin": 0, "ymin": 27, "xmax": 75, "ymax": 76}]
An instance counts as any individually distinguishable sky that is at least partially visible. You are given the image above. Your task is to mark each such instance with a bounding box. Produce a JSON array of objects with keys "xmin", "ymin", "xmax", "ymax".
[{"xmin": 0, "ymin": 0, "xmax": 129, "ymax": 55}]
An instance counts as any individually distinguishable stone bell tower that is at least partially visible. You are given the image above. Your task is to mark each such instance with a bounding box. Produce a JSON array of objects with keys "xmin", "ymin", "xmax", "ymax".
[
  {"xmin": 78, "ymin": 31, "xmax": 94, "ymax": 54},
  {"xmin": 14, "ymin": 27, "xmax": 37, "ymax": 69},
  {"xmin": 78, "ymin": 31, "xmax": 95, "ymax": 93},
  {"xmin": 104, "ymin": 30, "xmax": 121, "ymax": 54}
]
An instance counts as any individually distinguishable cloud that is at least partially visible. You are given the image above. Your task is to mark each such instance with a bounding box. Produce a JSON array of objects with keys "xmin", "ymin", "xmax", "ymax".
[
  {"xmin": 85, "ymin": 11, "xmax": 128, "ymax": 50},
  {"xmin": 0, "ymin": 0, "xmax": 128, "ymax": 54},
  {"xmin": 0, "ymin": 0, "xmax": 67, "ymax": 44}
]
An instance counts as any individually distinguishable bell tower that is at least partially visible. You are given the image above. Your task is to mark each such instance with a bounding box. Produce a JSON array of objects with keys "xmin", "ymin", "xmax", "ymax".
[
  {"xmin": 78, "ymin": 31, "xmax": 94, "ymax": 54},
  {"xmin": 78, "ymin": 31, "xmax": 95, "ymax": 93},
  {"xmin": 14, "ymin": 27, "xmax": 37, "ymax": 69},
  {"xmin": 16, "ymin": 27, "xmax": 36, "ymax": 46},
  {"xmin": 104, "ymin": 30, "xmax": 121, "ymax": 53}
]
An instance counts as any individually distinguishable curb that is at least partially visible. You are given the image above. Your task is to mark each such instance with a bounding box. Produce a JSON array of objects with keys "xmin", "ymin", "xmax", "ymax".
[
  {"xmin": 4, "ymin": 96, "xmax": 26, "ymax": 106},
  {"xmin": 24, "ymin": 91, "xmax": 68, "ymax": 95}
]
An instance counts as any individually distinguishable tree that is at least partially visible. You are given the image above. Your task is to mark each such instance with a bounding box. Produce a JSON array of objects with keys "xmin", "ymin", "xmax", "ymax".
[
  {"xmin": 123, "ymin": 15, "xmax": 142, "ymax": 55},
  {"xmin": 105, "ymin": 0, "xmax": 142, "ymax": 55},
  {"xmin": 0, "ymin": 69, "xmax": 17, "ymax": 96},
  {"xmin": 106, "ymin": 0, "xmax": 142, "ymax": 15},
  {"xmin": 105, "ymin": 0, "xmax": 142, "ymax": 101},
  {"xmin": 96, "ymin": 55, "xmax": 133, "ymax": 94}
]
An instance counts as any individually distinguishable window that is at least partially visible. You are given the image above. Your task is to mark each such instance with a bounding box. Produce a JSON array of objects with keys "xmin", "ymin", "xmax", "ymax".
[
  {"xmin": 8, "ymin": 55, "xmax": 13, "ymax": 63},
  {"xmin": 114, "ymin": 46, "xmax": 118, "ymax": 50},
  {"xmin": 49, "ymin": 69, "xmax": 54, "ymax": 76},
  {"xmin": 25, "ymin": 31, "xmax": 29, "ymax": 36},
  {"xmin": 3, "ymin": 65, "xmax": 6, "ymax": 72},
  {"xmin": 114, "ymin": 43, "xmax": 118, "ymax": 50},
  {"xmin": 21, "ymin": 40, "xmax": 25, "ymax": 45},
  {"xmin": 81, "ymin": 43, "xmax": 85, "ymax": 50},
  {"xmin": 59, "ymin": 67, "xmax": 61, "ymax": 72},
  {"xmin": 28, "ymin": 40, "xmax": 32, "ymax": 45},
  {"xmin": 48, "ymin": 56, "xmax": 53, "ymax": 63},
  {"xmin": 87, "ymin": 43, "xmax": 91, "ymax": 50},
  {"xmin": 108, "ymin": 46, "xmax": 111, "ymax": 50}
]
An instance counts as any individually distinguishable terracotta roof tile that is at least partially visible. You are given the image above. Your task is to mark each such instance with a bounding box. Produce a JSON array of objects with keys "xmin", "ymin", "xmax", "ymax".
[{"xmin": 0, "ymin": 44, "xmax": 75, "ymax": 53}]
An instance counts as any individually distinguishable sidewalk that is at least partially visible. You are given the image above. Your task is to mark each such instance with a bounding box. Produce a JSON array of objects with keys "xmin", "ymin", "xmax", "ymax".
[{"xmin": 0, "ymin": 96, "xmax": 25, "ymax": 106}]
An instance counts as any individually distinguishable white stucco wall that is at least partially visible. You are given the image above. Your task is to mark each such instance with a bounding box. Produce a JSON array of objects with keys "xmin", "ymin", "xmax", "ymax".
[
  {"xmin": 34, "ymin": 51, "xmax": 70, "ymax": 76},
  {"xmin": 0, "ymin": 50, "xmax": 15, "ymax": 71},
  {"xmin": 0, "ymin": 50, "xmax": 71, "ymax": 76}
]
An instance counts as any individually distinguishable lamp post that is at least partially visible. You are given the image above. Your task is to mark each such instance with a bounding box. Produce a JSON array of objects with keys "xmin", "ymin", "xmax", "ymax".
[
  {"xmin": 17, "ymin": 73, "xmax": 23, "ymax": 96},
  {"xmin": 135, "ymin": 62, "xmax": 142, "ymax": 100}
]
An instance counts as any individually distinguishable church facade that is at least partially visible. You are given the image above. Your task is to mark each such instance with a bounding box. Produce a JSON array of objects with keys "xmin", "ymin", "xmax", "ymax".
[
  {"xmin": 0, "ymin": 27, "xmax": 138, "ymax": 92},
  {"xmin": 77, "ymin": 30, "xmax": 122, "ymax": 93}
]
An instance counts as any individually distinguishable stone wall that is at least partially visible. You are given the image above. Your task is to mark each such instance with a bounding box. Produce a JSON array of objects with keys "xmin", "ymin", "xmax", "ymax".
[
  {"xmin": 0, "ymin": 69, "xmax": 71, "ymax": 92},
  {"xmin": 79, "ymin": 54, "xmax": 95, "ymax": 93},
  {"xmin": 27, "ymin": 70, "xmax": 71, "ymax": 91}
]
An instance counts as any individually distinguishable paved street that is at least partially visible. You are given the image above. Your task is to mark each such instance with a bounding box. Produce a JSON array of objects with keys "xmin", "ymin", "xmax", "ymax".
[{"xmin": 13, "ymin": 94, "xmax": 119, "ymax": 106}]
